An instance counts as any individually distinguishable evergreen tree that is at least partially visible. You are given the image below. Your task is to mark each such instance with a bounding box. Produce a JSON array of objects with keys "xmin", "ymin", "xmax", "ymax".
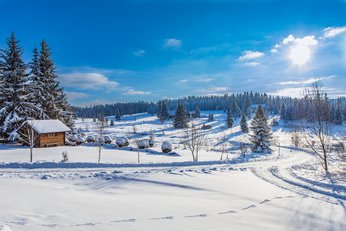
[
  {"xmin": 174, "ymin": 103, "xmax": 188, "ymax": 128},
  {"xmin": 158, "ymin": 100, "xmax": 169, "ymax": 123},
  {"xmin": 226, "ymin": 107, "xmax": 234, "ymax": 128},
  {"xmin": 0, "ymin": 33, "xmax": 39, "ymax": 140},
  {"xmin": 115, "ymin": 108, "xmax": 121, "ymax": 121},
  {"xmin": 28, "ymin": 47, "xmax": 47, "ymax": 119},
  {"xmin": 194, "ymin": 106, "xmax": 201, "ymax": 118},
  {"xmin": 110, "ymin": 120, "xmax": 115, "ymax": 126},
  {"xmin": 208, "ymin": 113, "xmax": 214, "ymax": 121},
  {"xmin": 250, "ymin": 105, "xmax": 272, "ymax": 152},
  {"xmin": 334, "ymin": 106, "xmax": 343, "ymax": 125},
  {"xmin": 38, "ymin": 40, "xmax": 73, "ymax": 127},
  {"xmin": 240, "ymin": 113, "xmax": 249, "ymax": 133}
]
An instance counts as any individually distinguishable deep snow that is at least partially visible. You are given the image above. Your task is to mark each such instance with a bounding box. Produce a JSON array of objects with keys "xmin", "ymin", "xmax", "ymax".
[{"xmin": 0, "ymin": 112, "xmax": 345, "ymax": 231}]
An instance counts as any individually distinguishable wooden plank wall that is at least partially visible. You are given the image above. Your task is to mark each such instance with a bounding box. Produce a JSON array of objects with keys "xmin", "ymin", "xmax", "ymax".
[{"xmin": 39, "ymin": 132, "xmax": 65, "ymax": 147}]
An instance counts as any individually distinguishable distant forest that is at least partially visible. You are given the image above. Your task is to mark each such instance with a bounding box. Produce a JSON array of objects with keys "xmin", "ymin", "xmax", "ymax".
[{"xmin": 73, "ymin": 92, "xmax": 346, "ymax": 124}]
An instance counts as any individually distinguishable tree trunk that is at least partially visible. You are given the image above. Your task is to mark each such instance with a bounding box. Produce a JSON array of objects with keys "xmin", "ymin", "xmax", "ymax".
[{"xmin": 30, "ymin": 147, "xmax": 33, "ymax": 162}]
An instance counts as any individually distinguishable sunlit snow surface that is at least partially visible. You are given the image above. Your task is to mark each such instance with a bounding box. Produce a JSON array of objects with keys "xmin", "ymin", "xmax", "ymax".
[{"xmin": 0, "ymin": 112, "xmax": 345, "ymax": 230}]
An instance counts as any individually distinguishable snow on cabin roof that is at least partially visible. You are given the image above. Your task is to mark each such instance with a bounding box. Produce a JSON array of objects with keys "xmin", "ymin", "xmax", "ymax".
[{"xmin": 24, "ymin": 120, "xmax": 71, "ymax": 134}]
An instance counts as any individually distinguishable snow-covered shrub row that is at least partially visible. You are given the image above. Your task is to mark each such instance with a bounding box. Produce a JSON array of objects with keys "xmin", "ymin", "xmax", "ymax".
[{"xmin": 103, "ymin": 135, "xmax": 112, "ymax": 144}]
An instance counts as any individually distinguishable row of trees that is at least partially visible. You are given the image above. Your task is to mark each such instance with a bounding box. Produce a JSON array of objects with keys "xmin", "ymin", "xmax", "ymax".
[{"xmin": 0, "ymin": 33, "xmax": 73, "ymax": 140}]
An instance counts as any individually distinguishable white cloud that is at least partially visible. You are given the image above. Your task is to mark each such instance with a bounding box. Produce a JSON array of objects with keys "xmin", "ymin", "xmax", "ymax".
[
  {"xmin": 322, "ymin": 26, "xmax": 346, "ymax": 39},
  {"xmin": 59, "ymin": 72, "xmax": 119, "ymax": 90},
  {"xmin": 282, "ymin": 35, "xmax": 318, "ymax": 66},
  {"xmin": 238, "ymin": 51, "xmax": 264, "ymax": 61},
  {"xmin": 277, "ymin": 76, "xmax": 335, "ymax": 86},
  {"xmin": 164, "ymin": 38, "xmax": 182, "ymax": 49},
  {"xmin": 269, "ymin": 87, "xmax": 305, "ymax": 98},
  {"xmin": 65, "ymin": 91, "xmax": 88, "ymax": 100},
  {"xmin": 197, "ymin": 87, "xmax": 229, "ymax": 95},
  {"xmin": 122, "ymin": 88, "xmax": 151, "ymax": 95},
  {"xmin": 271, "ymin": 48, "xmax": 278, "ymax": 53},
  {"xmin": 178, "ymin": 79, "xmax": 188, "ymax": 84},
  {"xmin": 133, "ymin": 49, "xmax": 146, "ymax": 56},
  {"xmin": 283, "ymin": 34, "xmax": 295, "ymax": 44},
  {"xmin": 243, "ymin": 62, "xmax": 260, "ymax": 67},
  {"xmin": 196, "ymin": 77, "xmax": 214, "ymax": 82}
]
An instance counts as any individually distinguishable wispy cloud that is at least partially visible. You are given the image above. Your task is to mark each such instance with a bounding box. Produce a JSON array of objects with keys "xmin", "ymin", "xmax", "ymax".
[
  {"xmin": 238, "ymin": 50, "xmax": 264, "ymax": 61},
  {"xmin": 277, "ymin": 76, "xmax": 335, "ymax": 86},
  {"xmin": 269, "ymin": 87, "xmax": 305, "ymax": 98},
  {"xmin": 122, "ymin": 87, "xmax": 151, "ymax": 95},
  {"xmin": 59, "ymin": 72, "xmax": 119, "ymax": 90},
  {"xmin": 133, "ymin": 49, "xmax": 146, "ymax": 56},
  {"xmin": 197, "ymin": 87, "xmax": 229, "ymax": 95},
  {"xmin": 164, "ymin": 38, "xmax": 182, "ymax": 49},
  {"xmin": 322, "ymin": 26, "xmax": 346, "ymax": 39},
  {"xmin": 65, "ymin": 91, "xmax": 89, "ymax": 100}
]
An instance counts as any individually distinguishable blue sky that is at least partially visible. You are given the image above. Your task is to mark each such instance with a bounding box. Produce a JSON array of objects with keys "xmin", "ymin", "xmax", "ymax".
[{"xmin": 1, "ymin": 0, "xmax": 346, "ymax": 105}]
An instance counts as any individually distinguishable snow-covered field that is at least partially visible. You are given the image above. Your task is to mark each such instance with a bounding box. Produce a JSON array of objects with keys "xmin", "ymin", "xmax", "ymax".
[{"xmin": 0, "ymin": 112, "xmax": 345, "ymax": 231}]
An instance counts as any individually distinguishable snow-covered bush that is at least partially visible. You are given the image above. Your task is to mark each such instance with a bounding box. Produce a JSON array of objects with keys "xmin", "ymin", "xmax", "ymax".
[
  {"xmin": 97, "ymin": 136, "xmax": 105, "ymax": 145},
  {"xmin": 68, "ymin": 135, "xmax": 78, "ymax": 142},
  {"xmin": 137, "ymin": 139, "xmax": 149, "ymax": 149},
  {"xmin": 116, "ymin": 137, "xmax": 127, "ymax": 147},
  {"xmin": 76, "ymin": 136, "xmax": 85, "ymax": 145},
  {"xmin": 86, "ymin": 135, "xmax": 96, "ymax": 143},
  {"xmin": 103, "ymin": 135, "xmax": 112, "ymax": 144},
  {"xmin": 161, "ymin": 141, "xmax": 172, "ymax": 153}
]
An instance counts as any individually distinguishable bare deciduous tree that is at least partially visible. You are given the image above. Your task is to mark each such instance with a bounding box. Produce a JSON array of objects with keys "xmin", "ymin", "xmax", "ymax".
[
  {"xmin": 219, "ymin": 135, "xmax": 229, "ymax": 160},
  {"xmin": 95, "ymin": 121, "xmax": 106, "ymax": 163},
  {"xmin": 302, "ymin": 83, "xmax": 333, "ymax": 174},
  {"xmin": 183, "ymin": 124, "xmax": 206, "ymax": 161},
  {"xmin": 290, "ymin": 125, "xmax": 301, "ymax": 148},
  {"xmin": 17, "ymin": 122, "xmax": 39, "ymax": 163}
]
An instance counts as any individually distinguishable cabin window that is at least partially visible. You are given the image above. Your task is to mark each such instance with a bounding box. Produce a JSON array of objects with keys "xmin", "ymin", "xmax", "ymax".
[{"xmin": 48, "ymin": 133, "xmax": 55, "ymax": 138}]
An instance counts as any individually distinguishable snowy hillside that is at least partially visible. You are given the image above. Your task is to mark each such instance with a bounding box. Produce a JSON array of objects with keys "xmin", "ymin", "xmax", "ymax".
[{"xmin": 0, "ymin": 112, "xmax": 345, "ymax": 231}]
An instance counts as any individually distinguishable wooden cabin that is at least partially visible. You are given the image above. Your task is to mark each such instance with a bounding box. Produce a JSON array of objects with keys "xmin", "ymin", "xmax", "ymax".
[{"xmin": 19, "ymin": 120, "xmax": 71, "ymax": 147}]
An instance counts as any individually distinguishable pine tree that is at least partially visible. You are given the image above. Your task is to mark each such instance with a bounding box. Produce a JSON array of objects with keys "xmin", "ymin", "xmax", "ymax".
[
  {"xmin": 174, "ymin": 103, "xmax": 188, "ymax": 128},
  {"xmin": 38, "ymin": 40, "xmax": 73, "ymax": 127},
  {"xmin": 0, "ymin": 33, "xmax": 39, "ymax": 140},
  {"xmin": 250, "ymin": 105, "xmax": 271, "ymax": 152},
  {"xmin": 334, "ymin": 106, "xmax": 343, "ymax": 125},
  {"xmin": 226, "ymin": 107, "xmax": 234, "ymax": 128},
  {"xmin": 158, "ymin": 100, "xmax": 169, "ymax": 123},
  {"xmin": 110, "ymin": 120, "xmax": 115, "ymax": 126},
  {"xmin": 240, "ymin": 113, "xmax": 249, "ymax": 133},
  {"xmin": 194, "ymin": 106, "xmax": 201, "ymax": 118},
  {"xmin": 115, "ymin": 108, "xmax": 121, "ymax": 121}
]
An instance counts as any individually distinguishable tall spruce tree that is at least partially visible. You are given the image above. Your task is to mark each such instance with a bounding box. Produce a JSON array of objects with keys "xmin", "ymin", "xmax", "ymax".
[
  {"xmin": 115, "ymin": 108, "xmax": 121, "ymax": 121},
  {"xmin": 158, "ymin": 100, "xmax": 169, "ymax": 123},
  {"xmin": 38, "ymin": 40, "xmax": 73, "ymax": 127},
  {"xmin": 0, "ymin": 33, "xmax": 39, "ymax": 139},
  {"xmin": 226, "ymin": 107, "xmax": 234, "ymax": 128},
  {"xmin": 194, "ymin": 106, "xmax": 201, "ymax": 118},
  {"xmin": 240, "ymin": 113, "xmax": 249, "ymax": 133},
  {"xmin": 174, "ymin": 103, "xmax": 188, "ymax": 128},
  {"xmin": 250, "ymin": 105, "xmax": 271, "ymax": 152},
  {"xmin": 334, "ymin": 106, "xmax": 343, "ymax": 125}
]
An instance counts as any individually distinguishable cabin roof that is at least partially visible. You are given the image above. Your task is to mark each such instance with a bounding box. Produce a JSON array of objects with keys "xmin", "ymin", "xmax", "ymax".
[{"xmin": 23, "ymin": 120, "xmax": 71, "ymax": 134}]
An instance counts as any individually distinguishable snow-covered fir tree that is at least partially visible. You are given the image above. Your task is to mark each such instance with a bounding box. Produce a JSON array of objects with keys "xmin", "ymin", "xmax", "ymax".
[
  {"xmin": 174, "ymin": 103, "xmax": 188, "ymax": 128},
  {"xmin": 0, "ymin": 33, "xmax": 41, "ymax": 140},
  {"xmin": 194, "ymin": 106, "xmax": 201, "ymax": 118},
  {"xmin": 157, "ymin": 100, "xmax": 169, "ymax": 123},
  {"xmin": 37, "ymin": 40, "xmax": 73, "ymax": 127},
  {"xmin": 250, "ymin": 104, "xmax": 271, "ymax": 152},
  {"xmin": 334, "ymin": 106, "xmax": 343, "ymax": 125},
  {"xmin": 115, "ymin": 108, "xmax": 121, "ymax": 121},
  {"xmin": 226, "ymin": 107, "xmax": 234, "ymax": 128},
  {"xmin": 240, "ymin": 113, "xmax": 249, "ymax": 133}
]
